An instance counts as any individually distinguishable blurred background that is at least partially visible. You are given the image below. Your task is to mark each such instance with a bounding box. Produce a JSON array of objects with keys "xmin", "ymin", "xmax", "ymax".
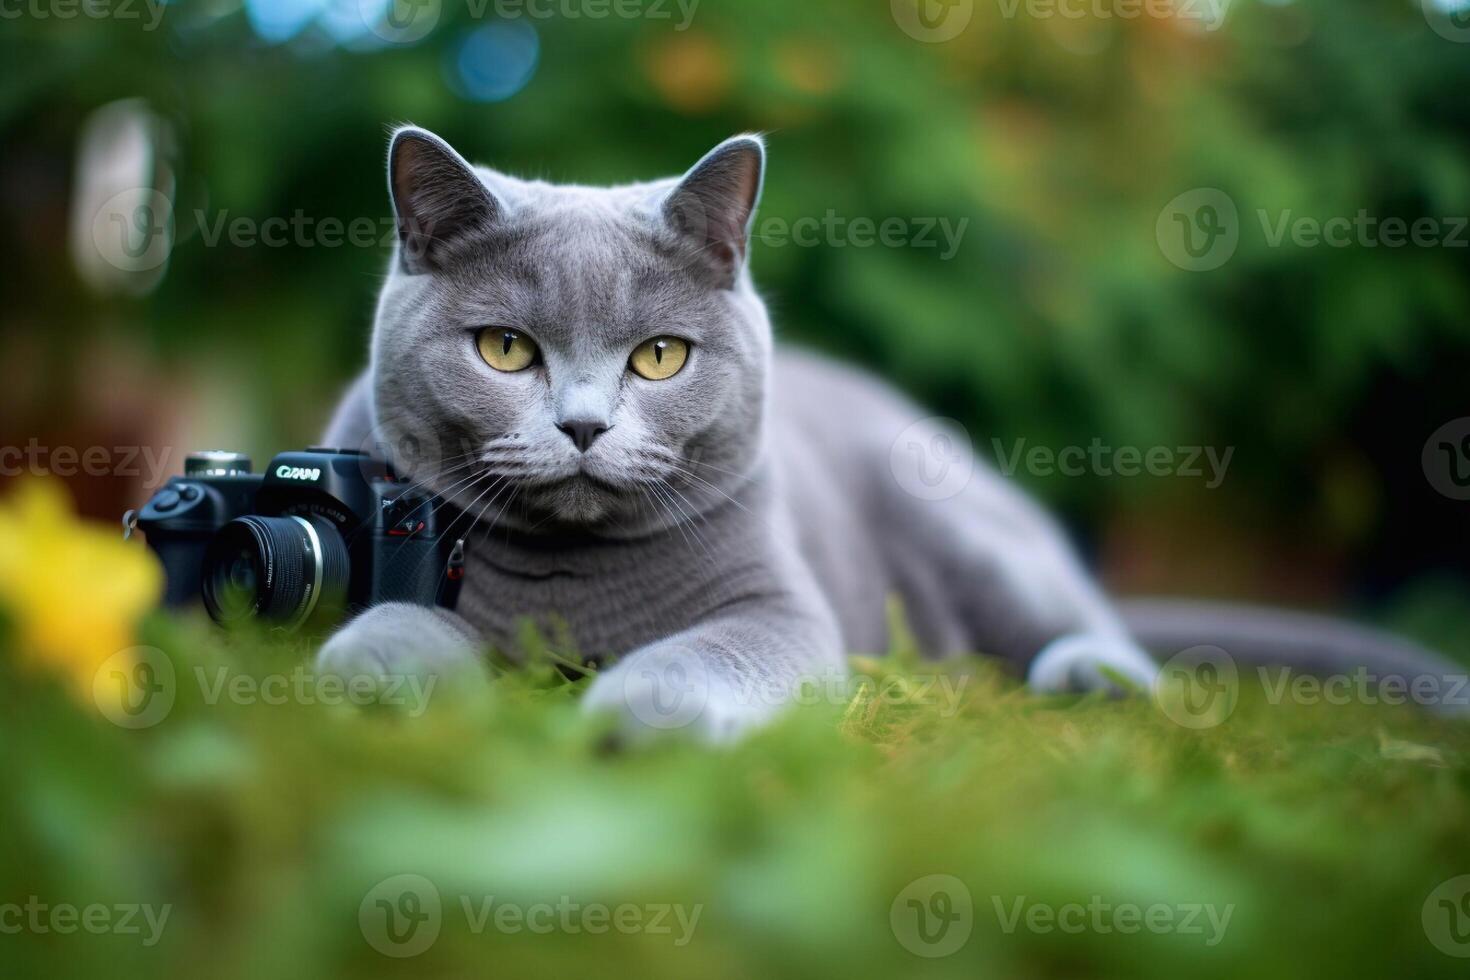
[{"xmin": 3, "ymin": 0, "xmax": 1469, "ymax": 658}]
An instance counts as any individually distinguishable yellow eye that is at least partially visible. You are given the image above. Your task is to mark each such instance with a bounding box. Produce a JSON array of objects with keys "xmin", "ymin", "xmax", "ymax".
[
  {"xmin": 629, "ymin": 336, "xmax": 689, "ymax": 380},
  {"xmin": 477, "ymin": 328, "xmax": 538, "ymax": 372}
]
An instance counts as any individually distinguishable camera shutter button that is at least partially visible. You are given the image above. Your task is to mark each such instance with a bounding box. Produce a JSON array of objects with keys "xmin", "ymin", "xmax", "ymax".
[
  {"xmin": 152, "ymin": 490, "xmax": 181, "ymax": 512},
  {"xmin": 179, "ymin": 484, "xmax": 202, "ymax": 502}
]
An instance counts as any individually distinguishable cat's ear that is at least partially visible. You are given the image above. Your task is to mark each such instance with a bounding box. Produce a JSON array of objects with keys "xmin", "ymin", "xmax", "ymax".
[
  {"xmin": 662, "ymin": 134, "xmax": 765, "ymax": 288},
  {"xmin": 387, "ymin": 126, "xmax": 502, "ymax": 275}
]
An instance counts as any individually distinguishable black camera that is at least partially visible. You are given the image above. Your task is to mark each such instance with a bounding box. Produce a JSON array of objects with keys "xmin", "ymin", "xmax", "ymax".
[{"xmin": 127, "ymin": 448, "xmax": 465, "ymax": 631}]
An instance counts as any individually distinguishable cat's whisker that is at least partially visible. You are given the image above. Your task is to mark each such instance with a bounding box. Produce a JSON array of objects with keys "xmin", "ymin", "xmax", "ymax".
[
  {"xmin": 377, "ymin": 459, "xmax": 498, "ymax": 560},
  {"xmin": 648, "ymin": 480, "xmax": 711, "ymax": 566},
  {"xmin": 384, "ymin": 469, "xmax": 500, "ymax": 568},
  {"xmin": 392, "ymin": 468, "xmax": 522, "ymax": 584},
  {"xmin": 638, "ymin": 484, "xmax": 687, "ymax": 556},
  {"xmin": 335, "ymin": 455, "xmax": 485, "ymax": 541},
  {"xmin": 657, "ymin": 479, "xmax": 718, "ymax": 565},
  {"xmin": 420, "ymin": 472, "xmax": 505, "ymax": 553},
  {"xmin": 662, "ymin": 479, "xmax": 715, "ymax": 534},
  {"xmin": 650, "ymin": 451, "xmax": 753, "ymax": 483},
  {"xmin": 378, "ymin": 452, "xmax": 487, "ymax": 502},
  {"xmin": 659, "ymin": 462, "xmax": 761, "ymax": 523},
  {"xmin": 483, "ymin": 481, "xmax": 525, "ymax": 538}
]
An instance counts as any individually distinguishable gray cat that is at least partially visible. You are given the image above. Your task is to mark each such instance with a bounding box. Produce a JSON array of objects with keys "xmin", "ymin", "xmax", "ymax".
[{"xmin": 317, "ymin": 127, "xmax": 1462, "ymax": 739}]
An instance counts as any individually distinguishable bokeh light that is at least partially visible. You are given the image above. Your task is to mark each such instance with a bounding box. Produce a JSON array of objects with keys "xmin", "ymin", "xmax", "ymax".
[
  {"xmin": 445, "ymin": 21, "xmax": 540, "ymax": 103},
  {"xmin": 243, "ymin": 0, "xmax": 330, "ymax": 44}
]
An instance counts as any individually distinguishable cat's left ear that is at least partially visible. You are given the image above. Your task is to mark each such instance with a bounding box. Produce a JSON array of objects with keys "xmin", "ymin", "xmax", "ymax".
[
  {"xmin": 387, "ymin": 125, "xmax": 503, "ymax": 275},
  {"xmin": 662, "ymin": 134, "xmax": 765, "ymax": 288}
]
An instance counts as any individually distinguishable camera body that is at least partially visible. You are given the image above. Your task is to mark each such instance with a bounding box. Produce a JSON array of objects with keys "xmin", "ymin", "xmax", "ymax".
[{"xmin": 130, "ymin": 448, "xmax": 464, "ymax": 631}]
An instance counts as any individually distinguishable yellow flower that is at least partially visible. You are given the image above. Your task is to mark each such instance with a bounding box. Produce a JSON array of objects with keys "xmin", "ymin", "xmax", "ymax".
[{"xmin": 0, "ymin": 480, "xmax": 162, "ymax": 696}]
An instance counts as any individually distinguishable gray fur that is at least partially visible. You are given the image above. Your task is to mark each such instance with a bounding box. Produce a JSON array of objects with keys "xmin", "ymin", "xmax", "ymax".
[
  {"xmin": 316, "ymin": 125, "xmax": 1154, "ymax": 738},
  {"xmin": 316, "ymin": 127, "xmax": 1456, "ymax": 739}
]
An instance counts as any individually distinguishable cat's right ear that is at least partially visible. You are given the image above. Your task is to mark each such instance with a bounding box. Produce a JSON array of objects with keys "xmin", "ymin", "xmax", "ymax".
[
  {"xmin": 388, "ymin": 126, "xmax": 501, "ymax": 275},
  {"xmin": 661, "ymin": 134, "xmax": 765, "ymax": 288}
]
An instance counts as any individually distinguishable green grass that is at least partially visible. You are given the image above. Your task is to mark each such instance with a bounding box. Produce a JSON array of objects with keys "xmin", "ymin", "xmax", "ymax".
[{"xmin": 3, "ymin": 612, "xmax": 1470, "ymax": 980}]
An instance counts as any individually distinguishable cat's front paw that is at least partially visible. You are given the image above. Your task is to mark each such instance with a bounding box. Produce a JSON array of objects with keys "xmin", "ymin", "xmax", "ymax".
[
  {"xmin": 1027, "ymin": 633, "xmax": 1159, "ymax": 696},
  {"xmin": 581, "ymin": 646, "xmax": 774, "ymax": 745},
  {"xmin": 316, "ymin": 602, "xmax": 482, "ymax": 683}
]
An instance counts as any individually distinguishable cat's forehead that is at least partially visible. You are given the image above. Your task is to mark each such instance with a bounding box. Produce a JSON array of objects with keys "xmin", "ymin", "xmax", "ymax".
[
  {"xmin": 482, "ymin": 169, "xmax": 674, "ymax": 223},
  {"xmin": 436, "ymin": 180, "xmax": 720, "ymax": 348}
]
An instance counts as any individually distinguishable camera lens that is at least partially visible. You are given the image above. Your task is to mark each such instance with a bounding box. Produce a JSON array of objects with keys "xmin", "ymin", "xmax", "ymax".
[{"xmin": 202, "ymin": 514, "xmax": 349, "ymax": 630}]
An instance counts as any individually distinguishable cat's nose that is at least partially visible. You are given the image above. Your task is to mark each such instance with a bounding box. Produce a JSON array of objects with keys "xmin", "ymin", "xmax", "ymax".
[{"xmin": 556, "ymin": 418, "xmax": 609, "ymax": 453}]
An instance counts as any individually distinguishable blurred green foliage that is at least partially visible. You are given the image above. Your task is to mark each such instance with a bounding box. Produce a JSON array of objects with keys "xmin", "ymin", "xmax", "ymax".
[{"xmin": 3, "ymin": 614, "xmax": 1470, "ymax": 978}]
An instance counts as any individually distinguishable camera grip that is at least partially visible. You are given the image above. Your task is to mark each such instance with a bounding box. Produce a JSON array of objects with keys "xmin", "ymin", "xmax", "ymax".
[
  {"xmin": 372, "ymin": 535, "xmax": 446, "ymax": 607},
  {"xmin": 148, "ymin": 533, "xmax": 212, "ymax": 607}
]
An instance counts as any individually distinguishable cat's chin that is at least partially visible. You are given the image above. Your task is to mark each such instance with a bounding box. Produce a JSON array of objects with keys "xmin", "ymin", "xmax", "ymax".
[{"xmin": 515, "ymin": 473, "xmax": 630, "ymax": 530}]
